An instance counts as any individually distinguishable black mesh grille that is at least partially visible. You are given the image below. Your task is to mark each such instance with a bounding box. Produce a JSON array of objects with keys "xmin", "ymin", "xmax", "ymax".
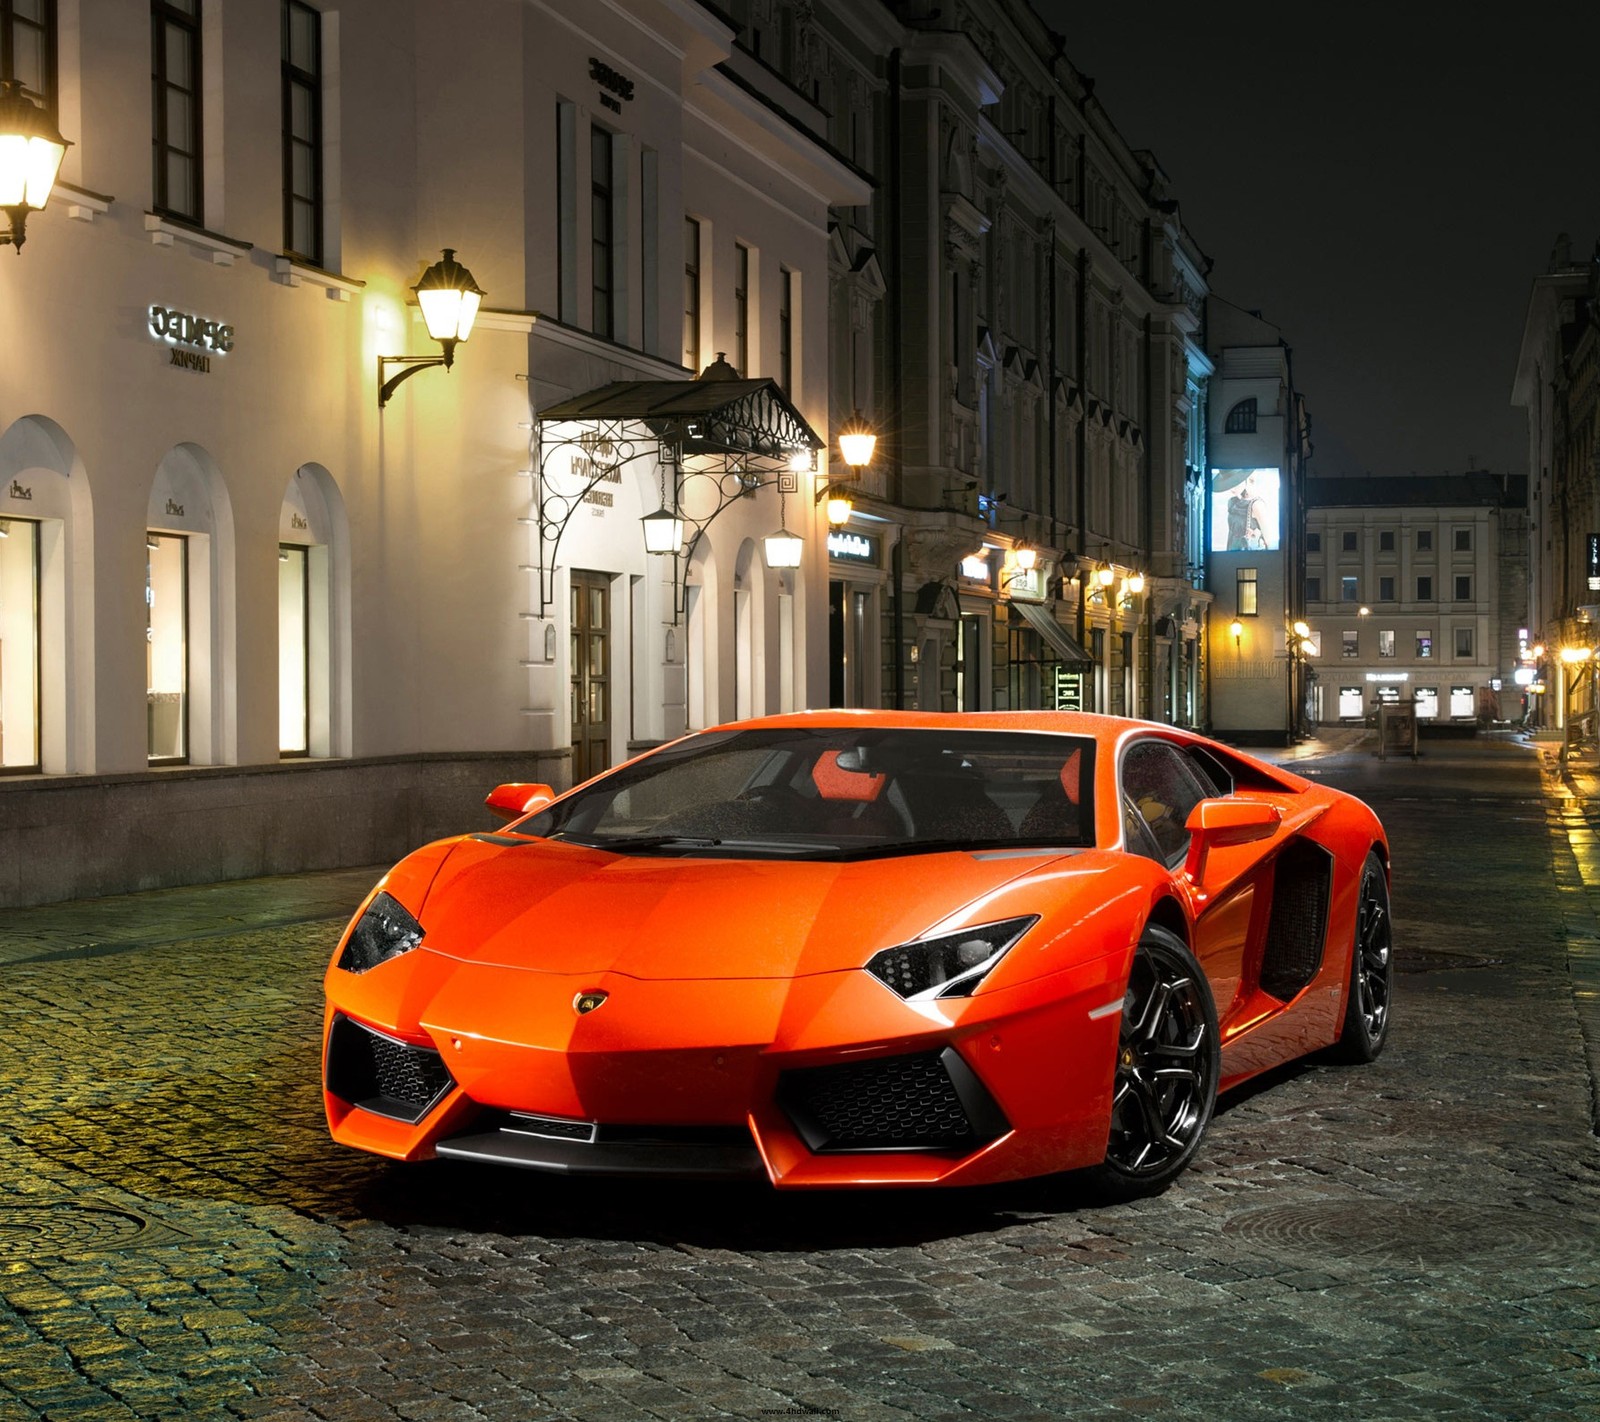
[
  {"xmin": 1261, "ymin": 841, "xmax": 1333, "ymax": 1001},
  {"xmin": 325, "ymin": 1013, "xmax": 455, "ymax": 1123},
  {"xmin": 778, "ymin": 1047, "xmax": 1006, "ymax": 1153}
]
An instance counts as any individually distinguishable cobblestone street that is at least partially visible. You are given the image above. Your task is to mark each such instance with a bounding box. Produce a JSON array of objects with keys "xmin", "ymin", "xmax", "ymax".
[{"xmin": 1, "ymin": 734, "xmax": 1596, "ymax": 1422}]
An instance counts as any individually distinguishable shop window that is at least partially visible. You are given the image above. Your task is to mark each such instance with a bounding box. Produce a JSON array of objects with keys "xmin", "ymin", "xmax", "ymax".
[
  {"xmin": 1450, "ymin": 685, "xmax": 1474, "ymax": 718},
  {"xmin": 279, "ymin": 544, "xmax": 309, "ymax": 755},
  {"xmin": 1339, "ymin": 685, "xmax": 1364, "ymax": 718},
  {"xmin": 1379, "ymin": 575, "xmax": 1395, "ymax": 601},
  {"xmin": 683, "ymin": 216, "xmax": 701, "ymax": 371},
  {"xmin": 1416, "ymin": 575, "xmax": 1433, "ymax": 601},
  {"xmin": 1341, "ymin": 629, "xmax": 1358, "ymax": 659},
  {"xmin": 1378, "ymin": 629, "xmax": 1395, "ymax": 658},
  {"xmin": 1341, "ymin": 576, "xmax": 1358, "ymax": 602},
  {"xmin": 1236, "ymin": 566, "xmax": 1257, "ymax": 617},
  {"xmin": 1416, "ymin": 631, "xmax": 1432, "ymax": 659},
  {"xmin": 281, "ymin": 0, "xmax": 323, "ymax": 264},
  {"xmin": 1416, "ymin": 530, "xmax": 1433, "ymax": 551},
  {"xmin": 1415, "ymin": 686, "xmax": 1438, "ymax": 719},
  {"xmin": 0, "ymin": 516, "xmax": 40, "ymax": 771},
  {"xmin": 1454, "ymin": 574, "xmax": 1472, "ymax": 601},
  {"xmin": 2, "ymin": 0, "xmax": 56, "ymax": 113},
  {"xmin": 1455, "ymin": 626, "xmax": 1473, "ymax": 658},
  {"xmin": 146, "ymin": 532, "xmax": 189, "ymax": 763},
  {"xmin": 152, "ymin": 0, "xmax": 203, "ymax": 224}
]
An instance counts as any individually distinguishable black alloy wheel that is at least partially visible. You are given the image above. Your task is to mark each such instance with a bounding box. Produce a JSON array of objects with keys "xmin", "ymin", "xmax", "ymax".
[
  {"xmin": 1329, "ymin": 849, "xmax": 1393, "ymax": 1063},
  {"xmin": 1084, "ymin": 925, "xmax": 1220, "ymax": 1200}
]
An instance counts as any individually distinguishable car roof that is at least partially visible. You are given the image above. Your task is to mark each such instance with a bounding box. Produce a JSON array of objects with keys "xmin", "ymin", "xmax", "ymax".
[{"xmin": 700, "ymin": 708, "xmax": 1172, "ymax": 742}]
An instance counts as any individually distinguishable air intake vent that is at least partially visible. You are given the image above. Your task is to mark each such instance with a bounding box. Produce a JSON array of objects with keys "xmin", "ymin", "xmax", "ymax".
[
  {"xmin": 325, "ymin": 1013, "xmax": 455, "ymax": 1123},
  {"xmin": 1261, "ymin": 840, "xmax": 1333, "ymax": 1001},
  {"xmin": 778, "ymin": 1047, "xmax": 1007, "ymax": 1153}
]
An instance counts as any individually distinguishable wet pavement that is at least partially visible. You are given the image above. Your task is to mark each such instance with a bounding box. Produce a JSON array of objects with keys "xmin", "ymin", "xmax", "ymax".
[{"xmin": 0, "ymin": 730, "xmax": 1596, "ymax": 1421}]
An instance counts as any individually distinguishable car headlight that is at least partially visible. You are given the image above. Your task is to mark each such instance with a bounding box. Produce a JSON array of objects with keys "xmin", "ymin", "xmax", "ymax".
[
  {"xmin": 865, "ymin": 915, "xmax": 1038, "ymax": 1001},
  {"xmin": 338, "ymin": 891, "xmax": 425, "ymax": 973}
]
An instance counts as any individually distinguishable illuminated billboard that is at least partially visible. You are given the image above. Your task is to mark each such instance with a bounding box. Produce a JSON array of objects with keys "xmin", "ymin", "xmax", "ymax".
[{"xmin": 1210, "ymin": 467, "xmax": 1281, "ymax": 552}]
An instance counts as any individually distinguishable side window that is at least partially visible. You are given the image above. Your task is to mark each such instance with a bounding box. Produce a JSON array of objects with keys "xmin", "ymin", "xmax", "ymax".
[{"xmin": 1119, "ymin": 740, "xmax": 1214, "ymax": 867}]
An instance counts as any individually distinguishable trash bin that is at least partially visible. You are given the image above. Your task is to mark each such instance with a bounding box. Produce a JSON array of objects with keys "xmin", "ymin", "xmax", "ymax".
[{"xmin": 1377, "ymin": 702, "xmax": 1418, "ymax": 761}]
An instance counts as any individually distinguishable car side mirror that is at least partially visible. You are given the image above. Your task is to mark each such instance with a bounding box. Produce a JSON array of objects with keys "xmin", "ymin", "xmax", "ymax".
[
  {"xmin": 485, "ymin": 782, "xmax": 556, "ymax": 823},
  {"xmin": 1182, "ymin": 797, "xmax": 1282, "ymax": 885}
]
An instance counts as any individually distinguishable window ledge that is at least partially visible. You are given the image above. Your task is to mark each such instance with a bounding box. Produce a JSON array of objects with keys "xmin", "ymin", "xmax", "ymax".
[
  {"xmin": 273, "ymin": 254, "xmax": 366, "ymax": 301},
  {"xmin": 54, "ymin": 180, "xmax": 112, "ymax": 223},
  {"xmin": 144, "ymin": 212, "xmax": 253, "ymax": 265}
]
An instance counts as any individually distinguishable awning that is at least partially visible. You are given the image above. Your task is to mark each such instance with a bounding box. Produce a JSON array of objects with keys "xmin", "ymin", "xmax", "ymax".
[
  {"xmin": 1012, "ymin": 600, "xmax": 1093, "ymax": 667},
  {"xmin": 538, "ymin": 368, "xmax": 821, "ymax": 463}
]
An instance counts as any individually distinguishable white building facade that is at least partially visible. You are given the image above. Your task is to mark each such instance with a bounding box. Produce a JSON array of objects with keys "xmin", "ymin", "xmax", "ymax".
[
  {"xmin": 1303, "ymin": 476, "xmax": 1528, "ymax": 728},
  {"xmin": 0, "ymin": 0, "xmax": 861, "ymax": 905}
]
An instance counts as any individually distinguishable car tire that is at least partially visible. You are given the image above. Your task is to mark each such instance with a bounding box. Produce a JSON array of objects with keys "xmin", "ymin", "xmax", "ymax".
[
  {"xmin": 1080, "ymin": 924, "xmax": 1220, "ymax": 1201},
  {"xmin": 1327, "ymin": 849, "xmax": 1393, "ymax": 1064}
]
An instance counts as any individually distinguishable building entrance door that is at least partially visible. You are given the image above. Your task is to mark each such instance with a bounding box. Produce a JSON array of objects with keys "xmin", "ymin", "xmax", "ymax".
[{"xmin": 570, "ymin": 570, "xmax": 611, "ymax": 783}]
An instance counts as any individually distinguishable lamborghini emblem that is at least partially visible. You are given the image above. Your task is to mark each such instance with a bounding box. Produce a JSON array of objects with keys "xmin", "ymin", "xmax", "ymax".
[{"xmin": 574, "ymin": 991, "xmax": 608, "ymax": 1015}]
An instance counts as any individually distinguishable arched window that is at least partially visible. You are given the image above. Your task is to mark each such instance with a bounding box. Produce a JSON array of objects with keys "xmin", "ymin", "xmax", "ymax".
[{"xmin": 1224, "ymin": 398, "xmax": 1257, "ymax": 434}]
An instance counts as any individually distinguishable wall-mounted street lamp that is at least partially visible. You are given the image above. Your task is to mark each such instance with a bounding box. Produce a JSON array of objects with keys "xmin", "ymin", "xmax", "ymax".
[
  {"xmin": 0, "ymin": 78, "xmax": 71, "ymax": 254},
  {"xmin": 1230, "ymin": 618, "xmax": 1244, "ymax": 651},
  {"xmin": 377, "ymin": 248, "xmax": 485, "ymax": 406},
  {"xmin": 817, "ymin": 410, "xmax": 876, "ymax": 526}
]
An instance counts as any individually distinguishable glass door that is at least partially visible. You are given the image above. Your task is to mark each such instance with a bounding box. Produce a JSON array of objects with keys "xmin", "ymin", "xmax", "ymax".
[
  {"xmin": 146, "ymin": 532, "xmax": 189, "ymax": 763},
  {"xmin": 0, "ymin": 518, "xmax": 40, "ymax": 771},
  {"xmin": 570, "ymin": 570, "xmax": 611, "ymax": 783}
]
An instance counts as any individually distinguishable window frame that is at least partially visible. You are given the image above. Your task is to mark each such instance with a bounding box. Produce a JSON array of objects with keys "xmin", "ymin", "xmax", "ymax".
[
  {"xmin": 1236, "ymin": 566, "xmax": 1258, "ymax": 617},
  {"xmin": 2, "ymin": 0, "xmax": 57, "ymax": 113},
  {"xmin": 683, "ymin": 215, "xmax": 701, "ymax": 372},
  {"xmin": 590, "ymin": 124, "xmax": 615, "ymax": 339},
  {"xmin": 1454, "ymin": 574, "xmax": 1472, "ymax": 602},
  {"xmin": 280, "ymin": 0, "xmax": 323, "ymax": 265},
  {"xmin": 151, "ymin": 0, "xmax": 204, "ymax": 224}
]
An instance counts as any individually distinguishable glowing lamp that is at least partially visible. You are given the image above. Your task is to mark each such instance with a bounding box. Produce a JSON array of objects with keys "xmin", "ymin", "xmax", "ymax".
[
  {"xmin": 763, "ymin": 527, "xmax": 803, "ymax": 569},
  {"xmin": 378, "ymin": 248, "xmax": 487, "ymax": 406},
  {"xmin": 1293, "ymin": 620, "xmax": 1310, "ymax": 639},
  {"xmin": 825, "ymin": 492, "xmax": 854, "ymax": 527},
  {"xmin": 1014, "ymin": 544, "xmax": 1038, "ymax": 572},
  {"xmin": 414, "ymin": 248, "xmax": 484, "ymax": 348},
  {"xmin": 0, "ymin": 79, "xmax": 71, "ymax": 253},
  {"xmin": 1229, "ymin": 619, "xmax": 1244, "ymax": 648},
  {"xmin": 1096, "ymin": 563, "xmax": 1115, "ymax": 589},
  {"xmin": 1124, "ymin": 571, "xmax": 1145, "ymax": 597},
  {"xmin": 641, "ymin": 507, "xmax": 684, "ymax": 556},
  {"xmin": 837, "ymin": 411, "xmax": 877, "ymax": 469}
]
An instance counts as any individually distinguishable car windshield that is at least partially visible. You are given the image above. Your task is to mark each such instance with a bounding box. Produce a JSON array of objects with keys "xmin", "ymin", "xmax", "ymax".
[{"xmin": 518, "ymin": 726, "xmax": 1096, "ymax": 859}]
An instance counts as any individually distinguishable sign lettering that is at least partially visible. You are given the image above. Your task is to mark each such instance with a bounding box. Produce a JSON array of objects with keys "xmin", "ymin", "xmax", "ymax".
[{"xmin": 149, "ymin": 305, "xmax": 235, "ymax": 353}]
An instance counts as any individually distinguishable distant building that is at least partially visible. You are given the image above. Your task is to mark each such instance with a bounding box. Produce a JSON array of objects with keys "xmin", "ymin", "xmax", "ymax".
[
  {"xmin": 1303, "ymin": 476, "xmax": 1529, "ymax": 727},
  {"xmin": 1512, "ymin": 235, "xmax": 1600, "ymax": 730},
  {"xmin": 1205, "ymin": 300, "xmax": 1313, "ymax": 744}
]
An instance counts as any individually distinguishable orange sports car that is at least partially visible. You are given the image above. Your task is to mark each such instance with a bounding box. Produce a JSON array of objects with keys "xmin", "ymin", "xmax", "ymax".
[{"xmin": 322, "ymin": 711, "xmax": 1392, "ymax": 1197}]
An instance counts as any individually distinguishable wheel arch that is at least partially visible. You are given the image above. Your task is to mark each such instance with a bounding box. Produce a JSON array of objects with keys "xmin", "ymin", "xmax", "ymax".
[{"xmin": 1143, "ymin": 894, "xmax": 1191, "ymax": 948}]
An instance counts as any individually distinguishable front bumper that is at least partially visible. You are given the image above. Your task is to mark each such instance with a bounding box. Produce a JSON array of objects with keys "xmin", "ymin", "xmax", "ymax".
[{"xmin": 322, "ymin": 948, "xmax": 1126, "ymax": 1188}]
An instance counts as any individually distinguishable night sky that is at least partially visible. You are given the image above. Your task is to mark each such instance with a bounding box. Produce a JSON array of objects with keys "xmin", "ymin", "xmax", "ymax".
[{"xmin": 1031, "ymin": 2, "xmax": 1600, "ymax": 481}]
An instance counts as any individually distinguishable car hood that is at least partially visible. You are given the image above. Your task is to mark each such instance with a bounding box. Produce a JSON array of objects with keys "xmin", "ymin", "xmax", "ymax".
[{"xmin": 410, "ymin": 833, "xmax": 1078, "ymax": 980}]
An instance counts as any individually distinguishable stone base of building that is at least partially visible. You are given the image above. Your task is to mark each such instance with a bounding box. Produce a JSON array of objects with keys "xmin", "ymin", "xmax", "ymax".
[{"xmin": 0, "ymin": 751, "xmax": 568, "ymax": 909}]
